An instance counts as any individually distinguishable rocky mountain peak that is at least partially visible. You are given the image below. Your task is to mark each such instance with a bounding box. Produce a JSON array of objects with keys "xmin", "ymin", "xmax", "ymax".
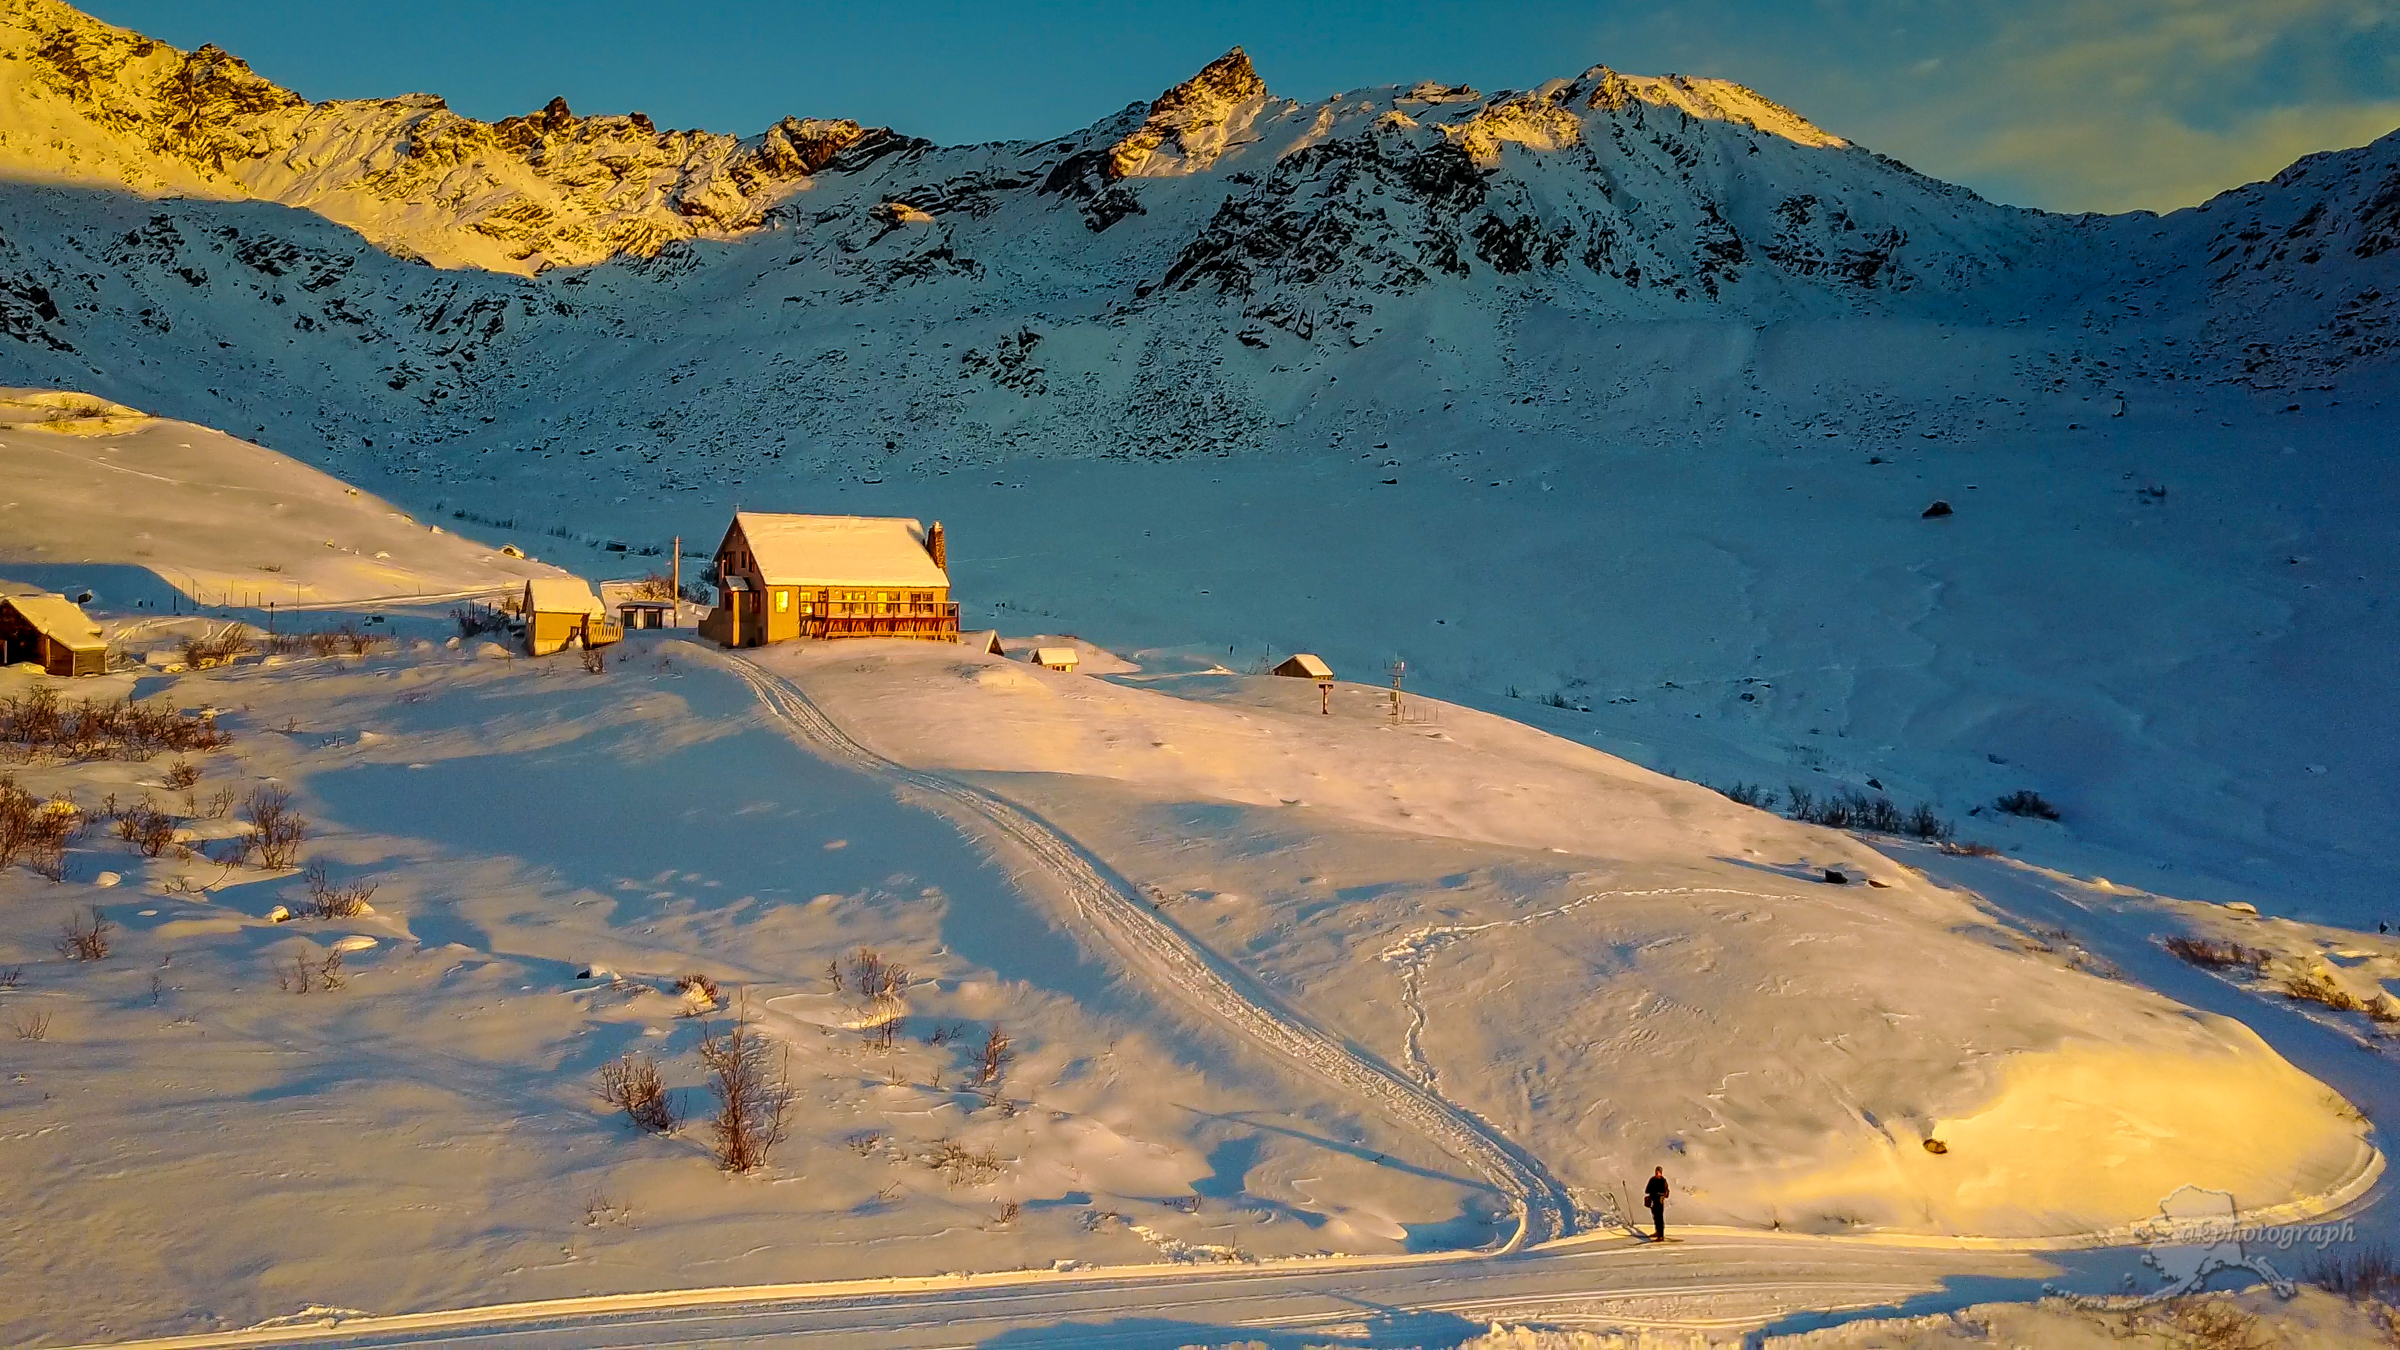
[
  {"xmin": 0, "ymin": 0, "xmax": 881, "ymax": 272},
  {"xmin": 1106, "ymin": 47, "xmax": 1274, "ymax": 180}
]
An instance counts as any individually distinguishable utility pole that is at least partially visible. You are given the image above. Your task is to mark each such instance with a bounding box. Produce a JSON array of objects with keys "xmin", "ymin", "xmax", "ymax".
[
  {"xmin": 671, "ymin": 534, "xmax": 682, "ymax": 624},
  {"xmin": 1387, "ymin": 658, "xmax": 1406, "ymax": 725}
]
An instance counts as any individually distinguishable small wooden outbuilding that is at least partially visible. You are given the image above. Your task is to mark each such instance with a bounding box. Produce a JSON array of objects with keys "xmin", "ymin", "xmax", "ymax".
[
  {"xmin": 618, "ymin": 600, "xmax": 676, "ymax": 631},
  {"xmin": 521, "ymin": 577, "xmax": 623, "ymax": 656},
  {"xmin": 0, "ymin": 592, "xmax": 107, "ymax": 677},
  {"xmin": 1273, "ymin": 654, "xmax": 1334, "ymax": 680},
  {"xmin": 959, "ymin": 629, "xmax": 1005, "ymax": 656},
  {"xmin": 1031, "ymin": 647, "xmax": 1079, "ymax": 673}
]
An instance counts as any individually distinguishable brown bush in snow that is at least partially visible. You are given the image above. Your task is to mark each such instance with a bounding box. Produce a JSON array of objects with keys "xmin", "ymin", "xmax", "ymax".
[
  {"xmin": 301, "ymin": 859, "xmax": 376, "ymax": 918},
  {"xmin": 1993, "ymin": 789, "xmax": 2061, "ymax": 821},
  {"xmin": 241, "ymin": 785, "xmax": 306, "ymax": 869},
  {"xmin": 2164, "ymin": 936, "xmax": 2268, "ymax": 971},
  {"xmin": 0, "ymin": 688, "xmax": 228, "ymax": 761},
  {"xmin": 699, "ymin": 997, "xmax": 791, "ymax": 1173},
  {"xmin": 976, "ymin": 1024, "xmax": 1014, "ymax": 1093},
  {"xmin": 598, "ymin": 1052, "xmax": 679, "ymax": 1134},
  {"xmin": 113, "ymin": 796, "xmax": 177, "ymax": 859},
  {"xmin": 2309, "ymin": 1241, "xmax": 2400, "ymax": 1302},
  {"xmin": 1, "ymin": 777, "xmax": 84, "ymax": 878},
  {"xmin": 57, "ymin": 906, "xmax": 111, "ymax": 961}
]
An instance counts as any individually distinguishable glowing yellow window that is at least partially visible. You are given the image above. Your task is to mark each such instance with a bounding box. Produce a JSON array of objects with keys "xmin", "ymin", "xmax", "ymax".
[{"xmin": 775, "ymin": 591, "xmax": 789, "ymax": 612}]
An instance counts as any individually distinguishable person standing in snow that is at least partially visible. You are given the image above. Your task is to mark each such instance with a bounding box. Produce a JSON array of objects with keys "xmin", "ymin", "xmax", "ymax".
[{"xmin": 1644, "ymin": 1167, "xmax": 1670, "ymax": 1241}]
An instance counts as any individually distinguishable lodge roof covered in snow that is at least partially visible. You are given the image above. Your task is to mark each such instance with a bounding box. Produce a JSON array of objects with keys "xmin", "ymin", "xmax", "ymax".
[
  {"xmin": 729, "ymin": 512, "xmax": 949, "ymax": 589},
  {"xmin": 2, "ymin": 592, "xmax": 104, "ymax": 648},
  {"xmin": 523, "ymin": 576, "xmax": 604, "ymax": 616}
]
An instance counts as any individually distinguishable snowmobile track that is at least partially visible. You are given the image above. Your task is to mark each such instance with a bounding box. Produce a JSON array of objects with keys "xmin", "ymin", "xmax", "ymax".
[{"xmin": 722, "ymin": 654, "xmax": 1574, "ymax": 1250}]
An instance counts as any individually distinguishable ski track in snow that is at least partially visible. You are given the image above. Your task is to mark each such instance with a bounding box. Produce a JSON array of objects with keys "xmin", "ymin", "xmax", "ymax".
[{"xmin": 717, "ymin": 652, "xmax": 1575, "ymax": 1250}]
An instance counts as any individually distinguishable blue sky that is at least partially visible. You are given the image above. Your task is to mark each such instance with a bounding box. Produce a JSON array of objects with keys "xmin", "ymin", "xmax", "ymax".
[{"xmin": 86, "ymin": 0, "xmax": 2400, "ymax": 214}]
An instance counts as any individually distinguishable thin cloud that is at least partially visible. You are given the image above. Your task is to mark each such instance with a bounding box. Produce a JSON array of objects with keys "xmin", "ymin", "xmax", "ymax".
[{"xmin": 1613, "ymin": 0, "xmax": 2400, "ymax": 211}]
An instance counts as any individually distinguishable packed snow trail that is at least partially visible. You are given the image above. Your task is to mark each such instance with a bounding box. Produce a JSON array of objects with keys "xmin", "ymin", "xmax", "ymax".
[{"xmin": 718, "ymin": 653, "xmax": 1575, "ymax": 1250}]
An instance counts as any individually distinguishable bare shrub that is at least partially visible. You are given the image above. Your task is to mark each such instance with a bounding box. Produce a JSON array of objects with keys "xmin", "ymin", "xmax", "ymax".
[
  {"xmin": 0, "ymin": 689, "xmax": 227, "ymax": 761},
  {"xmin": 2283, "ymin": 968, "xmax": 2373, "ymax": 1014},
  {"xmin": 925, "ymin": 1138, "xmax": 1004, "ymax": 1187},
  {"xmin": 629, "ymin": 572, "xmax": 678, "ymax": 601},
  {"xmin": 1716, "ymin": 781, "xmax": 1776, "ymax": 810},
  {"xmin": 179, "ymin": 625, "xmax": 254, "ymax": 669},
  {"xmin": 675, "ymin": 972, "xmax": 720, "ymax": 1008},
  {"xmin": 164, "ymin": 761, "xmax": 201, "ymax": 793},
  {"xmin": 976, "ymin": 1024, "xmax": 1014, "ymax": 1093},
  {"xmin": 1994, "ymin": 789, "xmax": 2061, "ymax": 820},
  {"xmin": 115, "ymin": 796, "xmax": 177, "ymax": 859},
  {"xmin": 2308, "ymin": 1242, "xmax": 2400, "ymax": 1302},
  {"xmin": 2165, "ymin": 936, "xmax": 2268, "ymax": 970},
  {"xmin": 1, "ymin": 777, "xmax": 84, "ymax": 876},
  {"xmin": 451, "ymin": 604, "xmax": 512, "ymax": 638},
  {"xmin": 847, "ymin": 948, "xmax": 907, "ymax": 1013},
  {"xmin": 241, "ymin": 785, "xmax": 306, "ymax": 869},
  {"xmin": 199, "ymin": 786, "xmax": 234, "ymax": 819},
  {"xmin": 268, "ymin": 624, "xmax": 391, "ymax": 659},
  {"xmin": 699, "ymin": 997, "xmax": 793, "ymax": 1173},
  {"xmin": 275, "ymin": 948, "xmax": 348, "ymax": 994},
  {"xmin": 12, "ymin": 1011, "xmax": 50, "ymax": 1041},
  {"xmin": 994, "ymin": 1198, "xmax": 1021, "ymax": 1226},
  {"xmin": 598, "ymin": 1051, "xmax": 679, "ymax": 1134},
  {"xmin": 1937, "ymin": 840, "xmax": 2001, "ymax": 857},
  {"xmin": 301, "ymin": 859, "xmax": 376, "ymax": 918},
  {"xmin": 581, "ymin": 641, "xmax": 606, "ymax": 675},
  {"xmin": 1782, "ymin": 785, "xmax": 1953, "ymax": 839},
  {"xmin": 57, "ymin": 906, "xmax": 112, "ymax": 961},
  {"xmin": 0, "ymin": 966, "xmax": 19, "ymax": 989}
]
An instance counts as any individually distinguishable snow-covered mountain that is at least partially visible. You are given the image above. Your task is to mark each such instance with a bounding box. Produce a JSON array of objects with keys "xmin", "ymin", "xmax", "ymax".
[{"xmin": 2, "ymin": 0, "xmax": 2398, "ymax": 919}]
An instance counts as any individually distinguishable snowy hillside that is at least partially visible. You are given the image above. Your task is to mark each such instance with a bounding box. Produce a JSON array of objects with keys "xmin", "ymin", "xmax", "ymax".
[
  {"xmin": 0, "ymin": 386, "xmax": 565, "ymax": 608},
  {"xmin": 0, "ymin": 0, "xmax": 2396, "ymax": 925}
]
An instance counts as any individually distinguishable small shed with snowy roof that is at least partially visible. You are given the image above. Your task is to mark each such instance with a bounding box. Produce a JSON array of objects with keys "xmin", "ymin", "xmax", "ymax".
[
  {"xmin": 1273, "ymin": 653, "xmax": 1334, "ymax": 680},
  {"xmin": 520, "ymin": 576, "xmax": 622, "ymax": 657},
  {"xmin": 702, "ymin": 511, "xmax": 959, "ymax": 647},
  {"xmin": 0, "ymin": 592, "xmax": 106, "ymax": 676},
  {"xmin": 1031, "ymin": 647, "xmax": 1079, "ymax": 673}
]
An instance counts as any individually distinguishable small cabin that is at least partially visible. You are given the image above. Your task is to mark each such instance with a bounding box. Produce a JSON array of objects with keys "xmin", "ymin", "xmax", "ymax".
[
  {"xmin": 521, "ymin": 577, "xmax": 623, "ymax": 657},
  {"xmin": 618, "ymin": 600, "xmax": 676, "ymax": 631},
  {"xmin": 701, "ymin": 511, "xmax": 959, "ymax": 648},
  {"xmin": 959, "ymin": 629, "xmax": 1005, "ymax": 656},
  {"xmin": 1273, "ymin": 653, "xmax": 1334, "ymax": 681},
  {"xmin": 0, "ymin": 592, "xmax": 107, "ymax": 677},
  {"xmin": 1031, "ymin": 646, "xmax": 1079, "ymax": 673}
]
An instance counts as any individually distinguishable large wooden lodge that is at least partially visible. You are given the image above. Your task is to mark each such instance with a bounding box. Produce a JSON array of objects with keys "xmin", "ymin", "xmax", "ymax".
[{"xmin": 699, "ymin": 512, "xmax": 961, "ymax": 647}]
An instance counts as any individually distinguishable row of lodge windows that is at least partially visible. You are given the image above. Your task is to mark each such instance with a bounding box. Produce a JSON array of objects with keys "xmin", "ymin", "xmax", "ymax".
[{"xmin": 771, "ymin": 588, "xmax": 941, "ymax": 614}]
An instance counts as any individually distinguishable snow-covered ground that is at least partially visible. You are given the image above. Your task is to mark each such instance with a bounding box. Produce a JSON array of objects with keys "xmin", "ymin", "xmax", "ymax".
[
  {"xmin": 4, "ymin": 2, "xmax": 2399, "ymax": 1342},
  {"xmin": 0, "ymin": 617, "xmax": 2382, "ymax": 1344},
  {"xmin": 0, "ymin": 387, "xmax": 563, "ymax": 611}
]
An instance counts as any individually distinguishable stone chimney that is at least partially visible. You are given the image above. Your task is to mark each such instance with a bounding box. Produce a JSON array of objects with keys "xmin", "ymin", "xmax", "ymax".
[{"xmin": 928, "ymin": 520, "xmax": 947, "ymax": 570}]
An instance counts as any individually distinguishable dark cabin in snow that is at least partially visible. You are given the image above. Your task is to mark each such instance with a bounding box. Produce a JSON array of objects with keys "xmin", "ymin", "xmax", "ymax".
[{"xmin": 0, "ymin": 592, "xmax": 107, "ymax": 676}]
